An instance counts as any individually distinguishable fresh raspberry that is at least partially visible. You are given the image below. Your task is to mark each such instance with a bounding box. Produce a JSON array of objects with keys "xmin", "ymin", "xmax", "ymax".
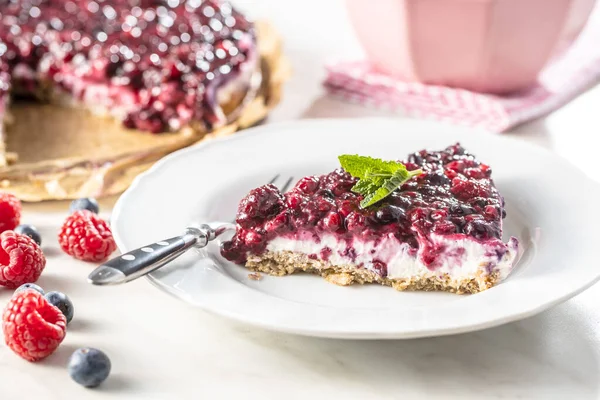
[
  {"xmin": 450, "ymin": 177, "xmax": 490, "ymax": 200},
  {"xmin": 58, "ymin": 211, "xmax": 116, "ymax": 262},
  {"xmin": 0, "ymin": 231, "xmax": 46, "ymax": 289},
  {"xmin": 0, "ymin": 193, "xmax": 21, "ymax": 233},
  {"xmin": 2, "ymin": 290, "xmax": 67, "ymax": 362}
]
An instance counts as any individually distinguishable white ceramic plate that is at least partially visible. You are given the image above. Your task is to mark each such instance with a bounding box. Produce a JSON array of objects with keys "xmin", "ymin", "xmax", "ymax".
[{"xmin": 112, "ymin": 118, "xmax": 600, "ymax": 339}]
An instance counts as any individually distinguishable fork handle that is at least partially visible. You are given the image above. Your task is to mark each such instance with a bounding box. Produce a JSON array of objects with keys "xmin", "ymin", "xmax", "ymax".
[{"xmin": 88, "ymin": 225, "xmax": 221, "ymax": 285}]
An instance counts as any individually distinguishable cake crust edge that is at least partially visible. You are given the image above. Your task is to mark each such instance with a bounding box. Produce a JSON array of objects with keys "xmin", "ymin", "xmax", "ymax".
[{"xmin": 247, "ymin": 250, "xmax": 502, "ymax": 295}]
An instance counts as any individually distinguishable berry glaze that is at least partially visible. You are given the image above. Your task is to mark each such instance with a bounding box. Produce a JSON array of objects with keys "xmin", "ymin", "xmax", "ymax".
[
  {"xmin": 222, "ymin": 144, "xmax": 519, "ymax": 277},
  {"xmin": 0, "ymin": 0, "xmax": 256, "ymax": 133}
]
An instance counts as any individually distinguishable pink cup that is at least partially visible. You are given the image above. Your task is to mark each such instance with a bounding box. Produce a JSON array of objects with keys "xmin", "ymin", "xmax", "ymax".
[{"xmin": 345, "ymin": 0, "xmax": 596, "ymax": 94}]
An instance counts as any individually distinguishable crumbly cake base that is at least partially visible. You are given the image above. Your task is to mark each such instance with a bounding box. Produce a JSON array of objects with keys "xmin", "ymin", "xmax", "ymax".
[{"xmin": 246, "ymin": 251, "xmax": 502, "ymax": 295}]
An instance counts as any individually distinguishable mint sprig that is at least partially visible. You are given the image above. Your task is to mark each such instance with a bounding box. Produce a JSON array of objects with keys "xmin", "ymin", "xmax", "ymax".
[{"xmin": 338, "ymin": 155, "xmax": 423, "ymax": 208}]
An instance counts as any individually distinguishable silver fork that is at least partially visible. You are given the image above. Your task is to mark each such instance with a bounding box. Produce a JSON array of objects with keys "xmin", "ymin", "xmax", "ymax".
[{"xmin": 88, "ymin": 174, "xmax": 295, "ymax": 285}]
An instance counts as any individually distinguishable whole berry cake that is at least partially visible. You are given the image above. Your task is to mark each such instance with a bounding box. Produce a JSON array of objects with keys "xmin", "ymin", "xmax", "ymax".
[
  {"xmin": 222, "ymin": 144, "xmax": 520, "ymax": 294},
  {"xmin": 0, "ymin": 0, "xmax": 257, "ymax": 165}
]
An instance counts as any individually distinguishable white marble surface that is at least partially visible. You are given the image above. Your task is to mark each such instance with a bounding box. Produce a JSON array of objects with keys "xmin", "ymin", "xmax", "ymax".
[{"xmin": 1, "ymin": 1, "xmax": 600, "ymax": 399}]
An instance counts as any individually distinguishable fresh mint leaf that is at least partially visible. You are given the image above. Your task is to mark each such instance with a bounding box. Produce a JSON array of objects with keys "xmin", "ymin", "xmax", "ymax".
[
  {"xmin": 351, "ymin": 179, "xmax": 379, "ymax": 196},
  {"xmin": 359, "ymin": 168, "xmax": 421, "ymax": 208},
  {"xmin": 338, "ymin": 155, "xmax": 405, "ymax": 179},
  {"xmin": 339, "ymin": 154, "xmax": 423, "ymax": 209}
]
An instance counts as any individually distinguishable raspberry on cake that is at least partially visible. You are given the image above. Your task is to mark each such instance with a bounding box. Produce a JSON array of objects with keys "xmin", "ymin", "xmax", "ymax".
[
  {"xmin": 0, "ymin": 0, "xmax": 258, "ymax": 165},
  {"xmin": 221, "ymin": 144, "xmax": 520, "ymax": 294}
]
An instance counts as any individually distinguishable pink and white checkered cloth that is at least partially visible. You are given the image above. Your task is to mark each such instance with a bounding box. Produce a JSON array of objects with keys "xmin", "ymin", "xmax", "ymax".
[{"xmin": 324, "ymin": 11, "xmax": 600, "ymax": 132}]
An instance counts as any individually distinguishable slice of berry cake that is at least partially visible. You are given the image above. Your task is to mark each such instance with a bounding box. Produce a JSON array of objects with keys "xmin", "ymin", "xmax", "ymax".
[{"xmin": 221, "ymin": 144, "xmax": 520, "ymax": 294}]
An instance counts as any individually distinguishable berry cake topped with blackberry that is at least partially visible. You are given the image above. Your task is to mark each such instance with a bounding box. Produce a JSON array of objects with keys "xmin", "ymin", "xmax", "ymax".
[
  {"xmin": 221, "ymin": 144, "xmax": 520, "ymax": 294},
  {"xmin": 0, "ymin": 0, "xmax": 257, "ymax": 166}
]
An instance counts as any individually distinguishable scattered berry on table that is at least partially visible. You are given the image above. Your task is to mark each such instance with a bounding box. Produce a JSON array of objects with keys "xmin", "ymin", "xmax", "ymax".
[
  {"xmin": 15, "ymin": 282, "xmax": 44, "ymax": 295},
  {"xmin": 0, "ymin": 193, "xmax": 21, "ymax": 233},
  {"xmin": 68, "ymin": 348, "xmax": 111, "ymax": 388},
  {"xmin": 69, "ymin": 198, "xmax": 99, "ymax": 215},
  {"xmin": 58, "ymin": 210, "xmax": 117, "ymax": 262},
  {"xmin": 2, "ymin": 290, "xmax": 67, "ymax": 362},
  {"xmin": 45, "ymin": 291, "xmax": 74, "ymax": 324},
  {"xmin": 14, "ymin": 224, "xmax": 42, "ymax": 246},
  {"xmin": 0, "ymin": 231, "xmax": 46, "ymax": 289}
]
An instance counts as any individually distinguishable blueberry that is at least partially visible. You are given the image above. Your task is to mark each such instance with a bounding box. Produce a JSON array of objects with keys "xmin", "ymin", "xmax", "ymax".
[
  {"xmin": 68, "ymin": 348, "xmax": 111, "ymax": 388},
  {"xmin": 463, "ymin": 220, "xmax": 493, "ymax": 239},
  {"xmin": 425, "ymin": 171, "xmax": 450, "ymax": 186},
  {"xmin": 14, "ymin": 224, "xmax": 42, "ymax": 246},
  {"xmin": 15, "ymin": 283, "xmax": 44, "ymax": 295},
  {"xmin": 472, "ymin": 197, "xmax": 488, "ymax": 208},
  {"xmin": 449, "ymin": 203, "xmax": 475, "ymax": 216},
  {"xmin": 373, "ymin": 205, "xmax": 405, "ymax": 224},
  {"xmin": 407, "ymin": 152, "xmax": 423, "ymax": 165},
  {"xmin": 70, "ymin": 198, "xmax": 99, "ymax": 214},
  {"xmin": 45, "ymin": 291, "xmax": 74, "ymax": 323},
  {"xmin": 388, "ymin": 193, "xmax": 412, "ymax": 209}
]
